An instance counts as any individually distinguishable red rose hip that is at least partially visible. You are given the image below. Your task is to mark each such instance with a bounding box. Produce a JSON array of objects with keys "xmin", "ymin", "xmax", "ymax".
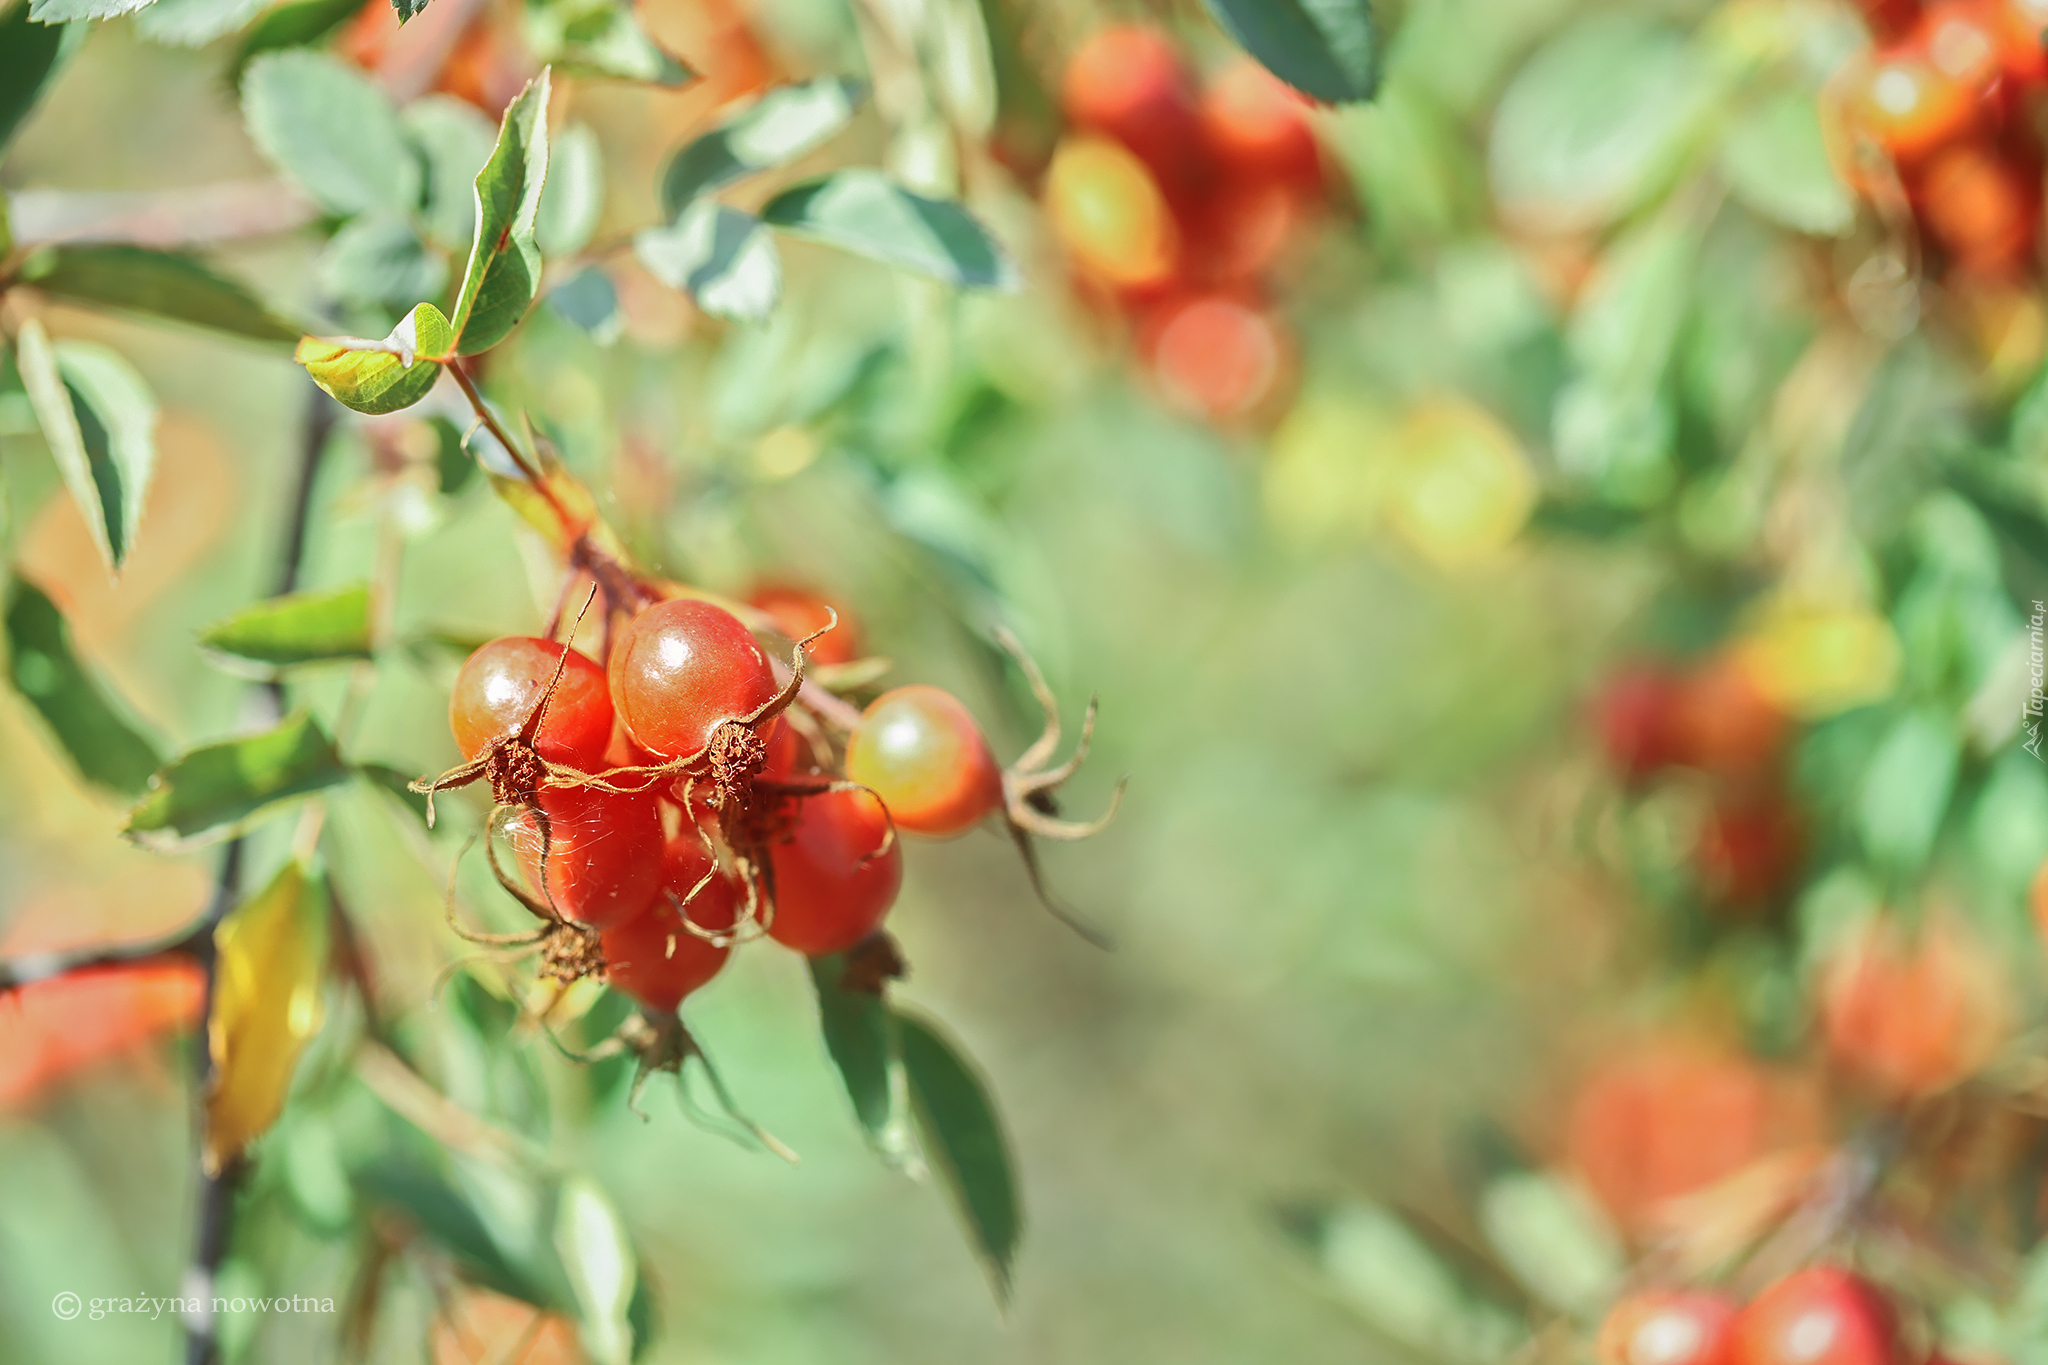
[
  {"xmin": 1733, "ymin": 1268, "xmax": 1898, "ymax": 1365},
  {"xmin": 767, "ymin": 788, "xmax": 904, "ymax": 956},
  {"xmin": 507, "ymin": 786, "xmax": 666, "ymax": 929},
  {"xmin": 602, "ymin": 840, "xmax": 739, "ymax": 1011},
  {"xmin": 450, "ymin": 637, "xmax": 613, "ymax": 770},
  {"xmin": 608, "ymin": 598, "xmax": 781, "ymax": 759},
  {"xmin": 845, "ymin": 685, "xmax": 1003, "ymax": 837},
  {"xmin": 1600, "ymin": 1292, "xmax": 1739, "ymax": 1365}
]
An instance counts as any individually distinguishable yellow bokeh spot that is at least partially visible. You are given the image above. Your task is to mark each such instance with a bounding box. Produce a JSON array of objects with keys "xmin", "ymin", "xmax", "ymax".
[
  {"xmin": 1044, "ymin": 136, "xmax": 1176, "ymax": 288},
  {"xmin": 1735, "ymin": 599, "xmax": 1901, "ymax": 719},
  {"xmin": 1262, "ymin": 396, "xmax": 1395, "ymax": 547},
  {"xmin": 1384, "ymin": 398, "xmax": 1536, "ymax": 569}
]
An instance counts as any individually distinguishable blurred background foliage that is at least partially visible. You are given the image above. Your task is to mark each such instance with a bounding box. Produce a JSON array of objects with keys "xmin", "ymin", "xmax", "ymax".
[{"xmin": 9, "ymin": 0, "xmax": 2048, "ymax": 1360}]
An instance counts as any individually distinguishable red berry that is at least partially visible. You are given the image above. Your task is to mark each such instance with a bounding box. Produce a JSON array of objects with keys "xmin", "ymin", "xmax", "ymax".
[
  {"xmin": 507, "ymin": 786, "xmax": 665, "ymax": 929},
  {"xmin": 767, "ymin": 788, "xmax": 904, "ymax": 956},
  {"xmin": 1593, "ymin": 663, "xmax": 1684, "ymax": 781},
  {"xmin": 1844, "ymin": 47, "xmax": 1977, "ymax": 162},
  {"xmin": 1983, "ymin": 0, "xmax": 2048, "ymax": 82},
  {"xmin": 1915, "ymin": 141, "xmax": 2039, "ymax": 274},
  {"xmin": 450, "ymin": 637, "xmax": 613, "ymax": 770},
  {"xmin": 1199, "ymin": 59, "xmax": 1323, "ymax": 194},
  {"xmin": 1694, "ymin": 795, "xmax": 1804, "ymax": 909},
  {"xmin": 1819, "ymin": 914, "xmax": 2008, "ymax": 1100},
  {"xmin": 601, "ymin": 840, "xmax": 739, "ymax": 1012},
  {"xmin": 1671, "ymin": 656, "xmax": 1789, "ymax": 781},
  {"xmin": 1916, "ymin": 6, "xmax": 2005, "ymax": 92},
  {"xmin": 1142, "ymin": 291, "xmax": 1288, "ymax": 423},
  {"xmin": 747, "ymin": 584, "xmax": 863, "ymax": 667},
  {"xmin": 845, "ymin": 686, "xmax": 1003, "ymax": 837},
  {"xmin": 1733, "ymin": 1269, "xmax": 1898, "ymax": 1365},
  {"xmin": 1061, "ymin": 25, "xmax": 1209, "ymax": 199},
  {"xmin": 1854, "ymin": 0, "xmax": 1923, "ymax": 40},
  {"xmin": 608, "ymin": 598, "xmax": 781, "ymax": 759},
  {"xmin": 1599, "ymin": 1293, "xmax": 1740, "ymax": 1365}
]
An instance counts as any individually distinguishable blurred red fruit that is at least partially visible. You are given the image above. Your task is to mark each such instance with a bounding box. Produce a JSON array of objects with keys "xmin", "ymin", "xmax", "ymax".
[
  {"xmin": 1916, "ymin": 6, "xmax": 2006, "ymax": 92},
  {"xmin": 1732, "ymin": 1268, "xmax": 1898, "ymax": 1365},
  {"xmin": 1983, "ymin": 0, "xmax": 2048, "ymax": 82},
  {"xmin": 1820, "ymin": 914, "xmax": 2008, "ymax": 1100},
  {"xmin": 1914, "ymin": 141, "xmax": 2039, "ymax": 274},
  {"xmin": 1199, "ymin": 59, "xmax": 1324, "ymax": 195},
  {"xmin": 1568, "ymin": 1037, "xmax": 1815, "ymax": 1238},
  {"xmin": 1143, "ymin": 292, "xmax": 1288, "ymax": 423},
  {"xmin": 1694, "ymin": 794, "xmax": 1804, "ymax": 908},
  {"xmin": 1599, "ymin": 1292, "xmax": 1740, "ymax": 1365},
  {"xmin": 1061, "ymin": 25, "xmax": 1209, "ymax": 199},
  {"xmin": 747, "ymin": 583, "xmax": 863, "ymax": 667},
  {"xmin": 1843, "ymin": 47, "xmax": 1978, "ymax": 161},
  {"xmin": 1855, "ymin": 0, "xmax": 1924, "ymax": 40},
  {"xmin": 1671, "ymin": 655, "xmax": 1790, "ymax": 781},
  {"xmin": 0, "ymin": 962, "xmax": 205, "ymax": 1108},
  {"xmin": 1181, "ymin": 179, "xmax": 1304, "ymax": 286},
  {"xmin": 1593, "ymin": 663, "xmax": 1685, "ymax": 782}
]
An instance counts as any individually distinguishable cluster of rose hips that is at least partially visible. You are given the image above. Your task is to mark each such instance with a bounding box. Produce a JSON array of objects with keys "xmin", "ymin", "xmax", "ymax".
[
  {"xmin": 1592, "ymin": 656, "xmax": 1804, "ymax": 909},
  {"xmin": 430, "ymin": 585, "xmax": 1113, "ymax": 1016},
  {"xmin": 1600, "ymin": 1268, "xmax": 1939, "ymax": 1365},
  {"xmin": 1041, "ymin": 25, "xmax": 1331, "ymax": 425},
  {"xmin": 1831, "ymin": 0, "xmax": 2048, "ymax": 277}
]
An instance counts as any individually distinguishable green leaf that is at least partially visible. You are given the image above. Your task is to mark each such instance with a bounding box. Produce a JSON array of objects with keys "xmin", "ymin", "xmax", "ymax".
[
  {"xmin": 1857, "ymin": 708, "xmax": 1961, "ymax": 875},
  {"xmin": 15, "ymin": 319, "xmax": 159, "ymax": 576},
  {"xmin": 314, "ymin": 218, "xmax": 448, "ymax": 308},
  {"xmin": 357, "ymin": 762, "xmax": 433, "ymax": 824},
  {"xmin": 406, "ymin": 95, "xmax": 498, "ymax": 250},
  {"xmin": 658, "ymin": 77, "xmax": 864, "ymax": 217},
  {"xmin": 241, "ymin": 50, "xmax": 420, "ymax": 218},
  {"xmin": 553, "ymin": 1175, "xmax": 637, "ymax": 1365},
  {"xmin": 449, "ymin": 67, "xmax": 552, "ymax": 356},
  {"xmin": 1200, "ymin": 0, "xmax": 1381, "ymax": 104},
  {"xmin": 353, "ymin": 1158, "xmax": 552, "ymax": 1306},
  {"xmin": 199, "ymin": 583, "xmax": 373, "ymax": 670},
  {"xmin": 295, "ymin": 302, "xmax": 454, "ymax": 415},
  {"xmin": 1, "ymin": 4, "xmax": 83, "ymax": 152},
  {"xmin": 807, "ymin": 955, "xmax": 905, "ymax": 1153},
  {"xmin": 1474, "ymin": 1171, "xmax": 1622, "ymax": 1317},
  {"xmin": 536, "ymin": 121, "xmax": 603, "ymax": 258},
  {"xmin": 29, "ymin": 0, "xmax": 150, "ymax": 23},
  {"xmin": 527, "ymin": 0, "xmax": 691, "ymax": 89},
  {"xmin": 896, "ymin": 1010, "xmax": 1019, "ymax": 1303},
  {"xmin": 228, "ymin": 0, "xmax": 369, "ymax": 90},
  {"xmin": 634, "ymin": 203, "xmax": 781, "ymax": 322},
  {"xmin": 761, "ymin": 171, "xmax": 1017, "ymax": 290},
  {"xmin": 1720, "ymin": 90, "xmax": 1853, "ymax": 237},
  {"xmin": 20, "ymin": 245, "xmax": 301, "ymax": 344},
  {"xmin": 1284, "ymin": 1200, "xmax": 1524, "ymax": 1365},
  {"xmin": 545, "ymin": 267, "xmax": 623, "ymax": 343},
  {"xmin": 135, "ymin": 0, "xmax": 272, "ymax": 48},
  {"xmin": 124, "ymin": 709, "xmax": 351, "ymax": 849},
  {"xmin": 1488, "ymin": 14, "xmax": 1713, "ymax": 233},
  {"xmin": 4, "ymin": 576, "xmax": 162, "ymax": 795}
]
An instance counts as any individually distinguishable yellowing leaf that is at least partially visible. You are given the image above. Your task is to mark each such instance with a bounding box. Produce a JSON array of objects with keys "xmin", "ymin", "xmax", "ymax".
[
  {"xmin": 205, "ymin": 860, "xmax": 328, "ymax": 1173},
  {"xmin": 295, "ymin": 303, "xmax": 453, "ymax": 415},
  {"xmin": 1735, "ymin": 599, "xmax": 1901, "ymax": 719}
]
